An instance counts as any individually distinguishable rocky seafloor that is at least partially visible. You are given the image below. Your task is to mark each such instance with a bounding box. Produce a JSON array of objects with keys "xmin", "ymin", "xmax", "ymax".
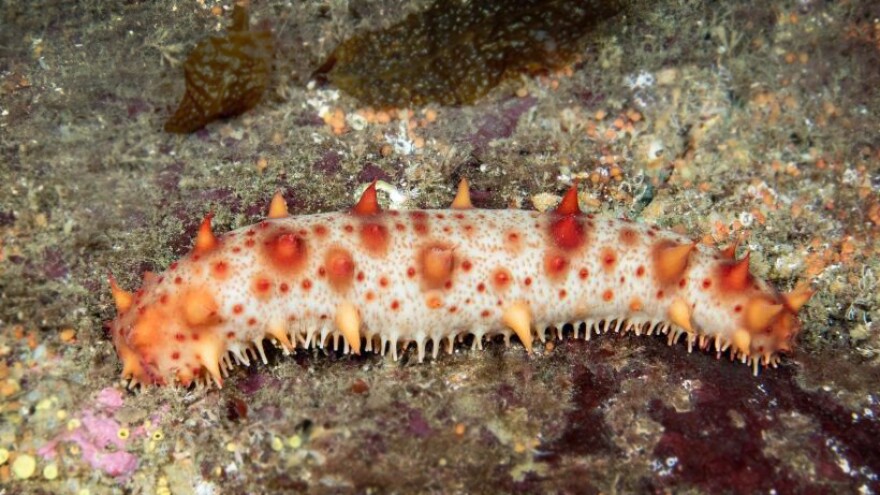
[{"xmin": 1, "ymin": 0, "xmax": 879, "ymax": 493}]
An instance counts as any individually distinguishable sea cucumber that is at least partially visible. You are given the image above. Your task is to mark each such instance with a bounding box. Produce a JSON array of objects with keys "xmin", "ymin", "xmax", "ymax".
[{"xmin": 108, "ymin": 180, "xmax": 812, "ymax": 388}]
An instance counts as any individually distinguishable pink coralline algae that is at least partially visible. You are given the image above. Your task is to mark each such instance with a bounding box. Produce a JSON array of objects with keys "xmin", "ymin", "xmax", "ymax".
[{"xmin": 38, "ymin": 388, "xmax": 140, "ymax": 479}]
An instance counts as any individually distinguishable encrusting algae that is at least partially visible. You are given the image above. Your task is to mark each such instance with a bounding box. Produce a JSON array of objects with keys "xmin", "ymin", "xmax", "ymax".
[
  {"xmin": 164, "ymin": 4, "xmax": 273, "ymax": 133},
  {"xmin": 316, "ymin": 0, "xmax": 630, "ymax": 108}
]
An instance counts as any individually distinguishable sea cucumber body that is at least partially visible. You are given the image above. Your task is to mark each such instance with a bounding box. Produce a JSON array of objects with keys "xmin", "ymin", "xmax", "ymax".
[{"xmin": 110, "ymin": 191, "xmax": 805, "ymax": 387}]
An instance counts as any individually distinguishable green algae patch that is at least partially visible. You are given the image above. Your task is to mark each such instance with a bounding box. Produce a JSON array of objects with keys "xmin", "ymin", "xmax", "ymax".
[{"xmin": 317, "ymin": 0, "xmax": 629, "ymax": 108}]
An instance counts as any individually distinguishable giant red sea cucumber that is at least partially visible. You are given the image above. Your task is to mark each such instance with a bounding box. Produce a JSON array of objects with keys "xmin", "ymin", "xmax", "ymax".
[{"xmin": 108, "ymin": 180, "xmax": 813, "ymax": 388}]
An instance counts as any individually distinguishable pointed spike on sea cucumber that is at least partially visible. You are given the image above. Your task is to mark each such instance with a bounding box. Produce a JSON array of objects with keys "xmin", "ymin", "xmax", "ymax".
[
  {"xmin": 656, "ymin": 242, "xmax": 696, "ymax": 284},
  {"xmin": 267, "ymin": 191, "xmax": 289, "ymax": 219},
  {"xmin": 335, "ymin": 300, "xmax": 362, "ymax": 355},
  {"xmin": 555, "ymin": 182, "xmax": 581, "ymax": 215},
  {"xmin": 451, "ymin": 178, "xmax": 473, "ymax": 209},
  {"xmin": 731, "ymin": 328, "xmax": 751, "ymax": 355},
  {"xmin": 783, "ymin": 284, "xmax": 813, "ymax": 312},
  {"xmin": 195, "ymin": 336, "xmax": 225, "ymax": 388},
  {"xmin": 352, "ymin": 181, "xmax": 380, "ymax": 216},
  {"xmin": 668, "ymin": 297, "xmax": 695, "ymax": 334},
  {"xmin": 502, "ymin": 301, "xmax": 533, "ymax": 353},
  {"xmin": 720, "ymin": 241, "xmax": 738, "ymax": 260},
  {"xmin": 108, "ymin": 274, "xmax": 133, "ymax": 313},
  {"xmin": 724, "ymin": 251, "xmax": 751, "ymax": 291},
  {"xmin": 194, "ymin": 213, "xmax": 218, "ymax": 255},
  {"xmin": 744, "ymin": 298, "xmax": 784, "ymax": 331}
]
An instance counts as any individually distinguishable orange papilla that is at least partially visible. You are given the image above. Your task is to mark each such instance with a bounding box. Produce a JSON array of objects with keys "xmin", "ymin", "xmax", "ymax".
[
  {"xmin": 550, "ymin": 215, "xmax": 586, "ymax": 251},
  {"xmin": 420, "ymin": 244, "xmax": 455, "ymax": 289},
  {"xmin": 325, "ymin": 248, "xmax": 355, "ymax": 290},
  {"xmin": 718, "ymin": 253, "xmax": 752, "ymax": 292},
  {"xmin": 265, "ymin": 232, "xmax": 308, "ymax": 273},
  {"xmin": 359, "ymin": 221, "xmax": 389, "ymax": 254},
  {"xmin": 352, "ymin": 181, "xmax": 381, "ymax": 216}
]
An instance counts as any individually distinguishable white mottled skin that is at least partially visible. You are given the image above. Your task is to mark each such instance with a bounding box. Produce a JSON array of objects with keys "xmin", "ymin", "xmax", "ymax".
[{"xmin": 110, "ymin": 206, "xmax": 800, "ymax": 387}]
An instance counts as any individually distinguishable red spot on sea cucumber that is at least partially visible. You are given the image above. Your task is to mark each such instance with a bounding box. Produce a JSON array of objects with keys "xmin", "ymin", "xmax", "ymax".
[
  {"xmin": 407, "ymin": 267, "xmax": 416, "ymax": 278},
  {"xmin": 233, "ymin": 304, "xmax": 243, "ymax": 314},
  {"xmin": 702, "ymin": 278, "xmax": 712, "ymax": 289},
  {"xmin": 636, "ymin": 265, "xmax": 645, "ymax": 277},
  {"xmin": 171, "ymin": 352, "xmax": 180, "ymax": 360},
  {"xmin": 232, "ymin": 247, "xmax": 241, "ymax": 253},
  {"xmin": 391, "ymin": 300, "xmax": 400, "ymax": 310},
  {"xmin": 253, "ymin": 278, "xmax": 271, "ymax": 294},
  {"xmin": 462, "ymin": 260, "xmax": 472, "ymax": 272},
  {"xmin": 578, "ymin": 268, "xmax": 589, "ymax": 280},
  {"xmin": 656, "ymin": 290, "xmax": 665, "ymax": 299},
  {"xmin": 379, "ymin": 277, "xmax": 389, "ymax": 288},
  {"xmin": 357, "ymin": 271, "xmax": 365, "ymax": 282},
  {"xmin": 481, "ymin": 310, "xmax": 491, "ymax": 318},
  {"xmin": 454, "ymin": 213, "xmax": 465, "ymax": 219},
  {"xmin": 344, "ymin": 224, "xmax": 354, "ymax": 233},
  {"xmin": 524, "ymin": 277, "xmax": 532, "ymax": 286},
  {"xmin": 395, "ymin": 222, "xmax": 406, "ymax": 232},
  {"xmin": 212, "ymin": 261, "xmax": 229, "ymax": 278},
  {"xmin": 426, "ymin": 295, "xmax": 443, "ymax": 309},
  {"xmin": 619, "ymin": 228, "xmax": 639, "ymax": 245},
  {"xmin": 629, "ymin": 298, "xmax": 643, "ymax": 311},
  {"xmin": 504, "ymin": 230, "xmax": 522, "ymax": 251},
  {"xmin": 248, "ymin": 318, "xmax": 257, "ymax": 326},
  {"xmin": 326, "ymin": 248, "xmax": 355, "ymax": 291},
  {"xmin": 492, "ymin": 268, "xmax": 513, "ymax": 290},
  {"xmin": 360, "ymin": 222, "xmax": 389, "ymax": 255},
  {"xmin": 226, "ymin": 332, "xmax": 235, "ymax": 339},
  {"xmin": 734, "ymin": 304, "xmax": 743, "ymax": 313},
  {"xmin": 159, "ymin": 294, "xmax": 169, "ymax": 305},
  {"xmin": 170, "ymin": 262, "xmax": 178, "ymax": 270},
  {"xmin": 318, "ymin": 267, "xmax": 326, "ymax": 277},
  {"xmin": 544, "ymin": 252, "xmax": 569, "ymax": 280},
  {"xmin": 449, "ymin": 306, "xmax": 457, "ymax": 313},
  {"xmin": 679, "ymin": 278, "xmax": 687, "ymax": 288},
  {"xmin": 477, "ymin": 283, "xmax": 486, "ymax": 292},
  {"xmin": 602, "ymin": 290, "xmax": 614, "ymax": 301},
  {"xmin": 301, "ymin": 279, "xmax": 312, "ymax": 290},
  {"xmin": 174, "ymin": 276, "xmax": 182, "ymax": 284},
  {"xmin": 313, "ymin": 225, "xmax": 328, "ymax": 237},
  {"xmin": 245, "ymin": 239, "xmax": 255, "ymax": 247},
  {"xmin": 559, "ymin": 289, "xmax": 567, "ymax": 299},
  {"xmin": 410, "ymin": 212, "xmax": 430, "ymax": 235},
  {"xmin": 265, "ymin": 232, "xmax": 308, "ymax": 274},
  {"xmin": 601, "ymin": 247, "xmax": 617, "ymax": 270},
  {"xmin": 280, "ymin": 283, "xmax": 289, "ymax": 292},
  {"xmin": 366, "ymin": 291, "xmax": 375, "ymax": 302}
]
